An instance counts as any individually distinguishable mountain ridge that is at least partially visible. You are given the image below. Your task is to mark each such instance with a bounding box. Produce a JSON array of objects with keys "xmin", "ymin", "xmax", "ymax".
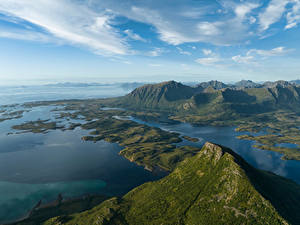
[
  {"xmin": 39, "ymin": 142, "xmax": 300, "ymax": 225},
  {"xmin": 118, "ymin": 80, "xmax": 300, "ymax": 114}
]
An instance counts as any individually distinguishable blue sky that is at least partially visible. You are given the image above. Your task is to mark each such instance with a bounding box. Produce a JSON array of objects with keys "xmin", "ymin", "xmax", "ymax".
[{"xmin": 0, "ymin": 0, "xmax": 300, "ymax": 84}]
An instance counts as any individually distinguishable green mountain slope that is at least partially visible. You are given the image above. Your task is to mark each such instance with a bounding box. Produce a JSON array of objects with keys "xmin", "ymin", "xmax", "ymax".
[
  {"xmin": 118, "ymin": 80, "xmax": 300, "ymax": 114},
  {"xmin": 123, "ymin": 81, "xmax": 200, "ymax": 111},
  {"xmin": 42, "ymin": 143, "xmax": 300, "ymax": 225},
  {"xmin": 197, "ymin": 80, "xmax": 229, "ymax": 90},
  {"xmin": 235, "ymin": 80, "xmax": 260, "ymax": 88}
]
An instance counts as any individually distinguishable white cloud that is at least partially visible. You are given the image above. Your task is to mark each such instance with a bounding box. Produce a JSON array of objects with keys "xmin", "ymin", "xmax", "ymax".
[
  {"xmin": 0, "ymin": 0, "xmax": 128, "ymax": 55},
  {"xmin": 146, "ymin": 47, "xmax": 166, "ymax": 57},
  {"xmin": 195, "ymin": 57, "xmax": 221, "ymax": 66},
  {"xmin": 0, "ymin": 28, "xmax": 52, "ymax": 42},
  {"xmin": 179, "ymin": 8, "xmax": 206, "ymax": 19},
  {"xmin": 197, "ymin": 22, "xmax": 221, "ymax": 36},
  {"xmin": 248, "ymin": 46, "xmax": 294, "ymax": 56},
  {"xmin": 202, "ymin": 49, "xmax": 213, "ymax": 56},
  {"xmin": 232, "ymin": 46, "xmax": 294, "ymax": 64},
  {"xmin": 176, "ymin": 47, "xmax": 191, "ymax": 55},
  {"xmin": 0, "ymin": 0, "xmax": 297, "ymax": 57},
  {"xmin": 97, "ymin": 0, "xmax": 261, "ymax": 46},
  {"xmin": 124, "ymin": 29, "xmax": 146, "ymax": 42},
  {"xmin": 285, "ymin": 0, "xmax": 300, "ymax": 29},
  {"xmin": 232, "ymin": 55, "xmax": 255, "ymax": 64},
  {"xmin": 259, "ymin": 0, "xmax": 290, "ymax": 31},
  {"xmin": 197, "ymin": 49, "xmax": 223, "ymax": 66},
  {"xmin": 234, "ymin": 2, "xmax": 260, "ymax": 20}
]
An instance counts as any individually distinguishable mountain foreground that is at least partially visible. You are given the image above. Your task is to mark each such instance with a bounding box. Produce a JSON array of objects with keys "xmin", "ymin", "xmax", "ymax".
[{"xmin": 19, "ymin": 142, "xmax": 300, "ymax": 225}]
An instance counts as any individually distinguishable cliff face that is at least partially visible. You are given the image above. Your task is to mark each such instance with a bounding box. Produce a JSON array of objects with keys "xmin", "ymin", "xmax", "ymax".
[{"xmin": 42, "ymin": 142, "xmax": 300, "ymax": 225}]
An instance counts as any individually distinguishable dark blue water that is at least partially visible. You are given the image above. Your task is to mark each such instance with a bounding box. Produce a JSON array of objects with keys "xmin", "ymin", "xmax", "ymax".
[
  {"xmin": 0, "ymin": 107, "xmax": 165, "ymax": 223},
  {"xmin": 276, "ymin": 143, "xmax": 298, "ymax": 148},
  {"xmin": 129, "ymin": 117, "xmax": 300, "ymax": 185}
]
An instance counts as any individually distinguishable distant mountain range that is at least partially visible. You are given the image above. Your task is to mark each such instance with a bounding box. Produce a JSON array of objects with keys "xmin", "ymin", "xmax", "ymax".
[{"xmin": 117, "ymin": 80, "xmax": 300, "ymax": 116}]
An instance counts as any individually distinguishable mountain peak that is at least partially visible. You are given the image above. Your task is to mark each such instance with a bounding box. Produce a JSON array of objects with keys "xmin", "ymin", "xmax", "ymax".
[
  {"xmin": 123, "ymin": 81, "xmax": 197, "ymax": 108},
  {"xmin": 263, "ymin": 80, "xmax": 292, "ymax": 88},
  {"xmin": 235, "ymin": 80, "xmax": 260, "ymax": 88},
  {"xmin": 198, "ymin": 142, "xmax": 225, "ymax": 164},
  {"xmin": 160, "ymin": 80, "xmax": 180, "ymax": 86},
  {"xmin": 197, "ymin": 80, "xmax": 228, "ymax": 90}
]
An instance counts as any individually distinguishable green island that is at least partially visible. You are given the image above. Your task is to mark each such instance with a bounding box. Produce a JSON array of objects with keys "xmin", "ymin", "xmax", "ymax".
[
  {"xmin": 0, "ymin": 108, "xmax": 28, "ymax": 122},
  {"xmin": 182, "ymin": 135, "xmax": 199, "ymax": 142},
  {"xmin": 12, "ymin": 119, "xmax": 64, "ymax": 134}
]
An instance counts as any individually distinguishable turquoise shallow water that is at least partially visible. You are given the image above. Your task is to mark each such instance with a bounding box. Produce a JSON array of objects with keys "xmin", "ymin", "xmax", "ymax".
[{"xmin": 0, "ymin": 180, "xmax": 106, "ymax": 222}]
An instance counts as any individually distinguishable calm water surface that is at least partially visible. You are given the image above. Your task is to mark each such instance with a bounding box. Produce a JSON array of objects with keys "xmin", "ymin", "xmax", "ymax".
[
  {"xmin": 0, "ymin": 84, "xmax": 129, "ymax": 105},
  {"xmin": 0, "ymin": 110, "xmax": 165, "ymax": 223},
  {"xmin": 0, "ymin": 85, "xmax": 158, "ymax": 223},
  {"xmin": 131, "ymin": 117, "xmax": 300, "ymax": 185}
]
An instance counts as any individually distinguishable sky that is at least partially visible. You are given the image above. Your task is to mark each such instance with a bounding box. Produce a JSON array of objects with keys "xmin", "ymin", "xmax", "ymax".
[{"xmin": 0, "ymin": 0, "xmax": 300, "ymax": 85}]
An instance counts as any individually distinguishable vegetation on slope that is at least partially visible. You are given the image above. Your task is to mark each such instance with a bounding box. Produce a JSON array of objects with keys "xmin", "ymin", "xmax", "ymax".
[{"xmin": 41, "ymin": 142, "xmax": 300, "ymax": 225}]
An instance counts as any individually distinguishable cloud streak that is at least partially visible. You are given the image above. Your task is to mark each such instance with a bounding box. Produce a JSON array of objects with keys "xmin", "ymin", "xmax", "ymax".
[
  {"xmin": 232, "ymin": 46, "xmax": 294, "ymax": 65},
  {"xmin": 0, "ymin": 0, "xmax": 128, "ymax": 55},
  {"xmin": 99, "ymin": 0, "xmax": 261, "ymax": 46},
  {"xmin": 0, "ymin": 0, "xmax": 299, "ymax": 58},
  {"xmin": 124, "ymin": 29, "xmax": 146, "ymax": 42},
  {"xmin": 259, "ymin": 0, "xmax": 290, "ymax": 31},
  {"xmin": 286, "ymin": 0, "xmax": 300, "ymax": 29},
  {"xmin": 195, "ymin": 57, "xmax": 221, "ymax": 66}
]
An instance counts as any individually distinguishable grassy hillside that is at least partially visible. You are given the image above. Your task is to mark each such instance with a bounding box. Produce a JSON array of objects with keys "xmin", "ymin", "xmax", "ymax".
[
  {"xmin": 119, "ymin": 81, "xmax": 201, "ymax": 111},
  {"xmin": 39, "ymin": 143, "xmax": 300, "ymax": 225}
]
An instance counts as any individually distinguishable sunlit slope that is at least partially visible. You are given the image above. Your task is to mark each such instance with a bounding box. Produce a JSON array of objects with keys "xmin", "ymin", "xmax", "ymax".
[{"xmin": 44, "ymin": 142, "xmax": 300, "ymax": 225}]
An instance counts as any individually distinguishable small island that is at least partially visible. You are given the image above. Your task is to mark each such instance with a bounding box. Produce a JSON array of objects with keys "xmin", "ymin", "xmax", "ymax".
[{"xmin": 182, "ymin": 135, "xmax": 199, "ymax": 142}]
